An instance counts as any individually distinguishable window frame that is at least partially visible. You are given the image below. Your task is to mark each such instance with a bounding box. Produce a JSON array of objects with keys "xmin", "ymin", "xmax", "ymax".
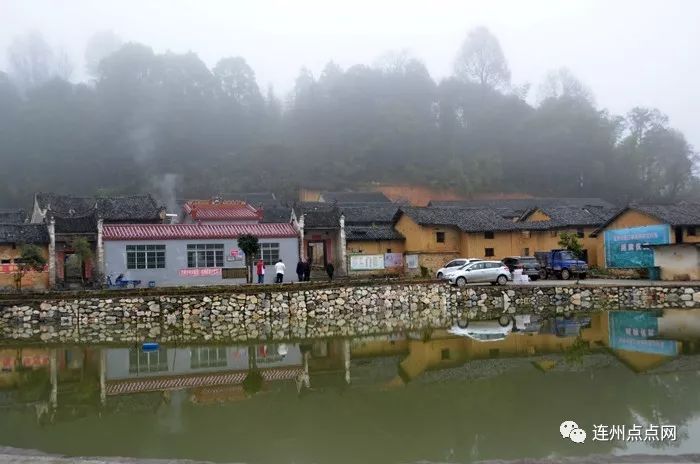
[
  {"xmin": 484, "ymin": 247, "xmax": 495, "ymax": 257},
  {"xmin": 435, "ymin": 231, "xmax": 445, "ymax": 243},
  {"xmin": 259, "ymin": 242, "xmax": 280, "ymax": 265},
  {"xmin": 126, "ymin": 244, "xmax": 166, "ymax": 270},
  {"xmin": 186, "ymin": 243, "xmax": 224, "ymax": 268}
]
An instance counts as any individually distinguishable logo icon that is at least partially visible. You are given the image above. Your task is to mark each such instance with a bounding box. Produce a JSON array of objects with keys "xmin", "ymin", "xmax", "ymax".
[{"xmin": 560, "ymin": 420, "xmax": 587, "ymax": 443}]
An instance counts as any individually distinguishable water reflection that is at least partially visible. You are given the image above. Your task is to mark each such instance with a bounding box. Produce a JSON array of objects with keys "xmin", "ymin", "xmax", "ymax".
[{"xmin": 0, "ymin": 310, "xmax": 699, "ymax": 463}]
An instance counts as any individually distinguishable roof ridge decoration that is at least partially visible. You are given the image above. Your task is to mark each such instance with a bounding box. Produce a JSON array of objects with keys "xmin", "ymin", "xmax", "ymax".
[{"xmin": 103, "ymin": 222, "xmax": 297, "ymax": 240}]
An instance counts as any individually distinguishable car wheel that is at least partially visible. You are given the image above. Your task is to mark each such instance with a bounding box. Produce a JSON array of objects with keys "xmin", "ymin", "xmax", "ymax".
[
  {"xmin": 456, "ymin": 318, "xmax": 469, "ymax": 329},
  {"xmin": 437, "ymin": 272, "xmax": 443, "ymax": 279},
  {"xmin": 497, "ymin": 275, "xmax": 508, "ymax": 286},
  {"xmin": 561, "ymin": 269, "xmax": 571, "ymax": 280},
  {"xmin": 538, "ymin": 269, "xmax": 547, "ymax": 280},
  {"xmin": 498, "ymin": 315, "xmax": 511, "ymax": 327},
  {"xmin": 530, "ymin": 275, "xmax": 539, "ymax": 281},
  {"xmin": 456, "ymin": 277, "xmax": 467, "ymax": 287}
]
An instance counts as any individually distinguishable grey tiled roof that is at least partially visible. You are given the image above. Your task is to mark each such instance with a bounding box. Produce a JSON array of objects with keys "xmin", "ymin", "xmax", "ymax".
[
  {"xmin": 0, "ymin": 224, "xmax": 49, "ymax": 244},
  {"xmin": 35, "ymin": 193, "xmax": 163, "ymax": 222},
  {"xmin": 346, "ymin": 225, "xmax": 405, "ymax": 241},
  {"xmin": 429, "ymin": 197, "xmax": 614, "ymax": 218},
  {"xmin": 340, "ymin": 205, "xmax": 400, "ymax": 224},
  {"xmin": 295, "ymin": 203, "xmax": 341, "ymax": 229},
  {"xmin": 260, "ymin": 207, "xmax": 293, "ymax": 223},
  {"xmin": 400, "ymin": 207, "xmax": 521, "ymax": 233},
  {"xmin": 520, "ymin": 206, "xmax": 616, "ymax": 228},
  {"xmin": 0, "ymin": 209, "xmax": 27, "ymax": 224},
  {"xmin": 53, "ymin": 213, "xmax": 98, "ymax": 234},
  {"xmin": 634, "ymin": 203, "xmax": 700, "ymax": 226},
  {"xmin": 320, "ymin": 191, "xmax": 391, "ymax": 204},
  {"xmin": 219, "ymin": 192, "xmax": 279, "ymax": 207}
]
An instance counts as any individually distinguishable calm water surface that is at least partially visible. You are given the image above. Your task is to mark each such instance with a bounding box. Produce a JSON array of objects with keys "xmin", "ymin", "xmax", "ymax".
[{"xmin": 1, "ymin": 309, "xmax": 700, "ymax": 463}]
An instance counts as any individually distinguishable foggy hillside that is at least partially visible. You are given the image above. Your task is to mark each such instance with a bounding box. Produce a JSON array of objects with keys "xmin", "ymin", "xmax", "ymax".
[{"xmin": 0, "ymin": 27, "xmax": 697, "ymax": 208}]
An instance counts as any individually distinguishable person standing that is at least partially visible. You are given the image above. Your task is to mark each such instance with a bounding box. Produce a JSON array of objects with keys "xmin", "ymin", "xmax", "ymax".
[
  {"xmin": 275, "ymin": 259, "xmax": 286, "ymax": 283},
  {"xmin": 303, "ymin": 258, "xmax": 311, "ymax": 282},
  {"xmin": 296, "ymin": 259, "xmax": 305, "ymax": 282},
  {"xmin": 256, "ymin": 258, "xmax": 265, "ymax": 284},
  {"xmin": 325, "ymin": 262, "xmax": 334, "ymax": 281}
]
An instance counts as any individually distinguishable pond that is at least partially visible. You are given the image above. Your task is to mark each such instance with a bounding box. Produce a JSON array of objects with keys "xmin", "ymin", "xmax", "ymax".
[{"xmin": 1, "ymin": 309, "xmax": 699, "ymax": 463}]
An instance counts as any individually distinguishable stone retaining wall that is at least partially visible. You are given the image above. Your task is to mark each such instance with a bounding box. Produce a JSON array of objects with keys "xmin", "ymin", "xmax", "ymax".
[{"xmin": 1, "ymin": 283, "xmax": 699, "ymax": 345}]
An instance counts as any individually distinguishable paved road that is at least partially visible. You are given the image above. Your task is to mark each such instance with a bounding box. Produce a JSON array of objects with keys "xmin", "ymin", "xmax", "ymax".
[{"xmin": 509, "ymin": 278, "xmax": 700, "ymax": 287}]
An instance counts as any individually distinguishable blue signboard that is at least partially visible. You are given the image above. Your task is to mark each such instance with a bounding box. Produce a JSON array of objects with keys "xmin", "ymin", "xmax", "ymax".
[
  {"xmin": 604, "ymin": 225, "xmax": 670, "ymax": 268},
  {"xmin": 608, "ymin": 311, "xmax": 677, "ymax": 356}
]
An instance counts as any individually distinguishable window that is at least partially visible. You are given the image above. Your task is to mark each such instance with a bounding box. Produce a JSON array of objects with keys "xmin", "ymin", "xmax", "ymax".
[
  {"xmin": 522, "ymin": 248, "xmax": 530, "ymax": 256},
  {"xmin": 187, "ymin": 243, "xmax": 224, "ymax": 268},
  {"xmin": 128, "ymin": 348, "xmax": 168, "ymax": 374},
  {"xmin": 576, "ymin": 228, "xmax": 585, "ymax": 239},
  {"xmin": 484, "ymin": 231, "xmax": 495, "ymax": 239},
  {"xmin": 126, "ymin": 245, "xmax": 165, "ymax": 269},
  {"xmin": 386, "ymin": 248, "xmax": 392, "ymax": 253},
  {"xmin": 436, "ymin": 231, "xmax": 445, "ymax": 243},
  {"xmin": 190, "ymin": 346, "xmax": 227, "ymax": 369},
  {"xmin": 485, "ymin": 248, "xmax": 495, "ymax": 257},
  {"xmin": 689, "ymin": 227, "xmax": 697, "ymax": 236},
  {"xmin": 259, "ymin": 242, "xmax": 280, "ymax": 265},
  {"xmin": 0, "ymin": 259, "xmax": 11, "ymax": 264}
]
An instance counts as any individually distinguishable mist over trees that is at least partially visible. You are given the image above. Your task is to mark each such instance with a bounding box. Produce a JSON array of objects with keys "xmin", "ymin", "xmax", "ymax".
[{"xmin": 0, "ymin": 28, "xmax": 697, "ymax": 208}]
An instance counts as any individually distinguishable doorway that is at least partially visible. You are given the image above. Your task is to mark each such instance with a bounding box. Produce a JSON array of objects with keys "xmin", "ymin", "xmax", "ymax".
[
  {"xmin": 675, "ymin": 226, "xmax": 684, "ymax": 244},
  {"xmin": 64, "ymin": 253, "xmax": 83, "ymax": 284},
  {"xmin": 307, "ymin": 241, "xmax": 326, "ymax": 268}
]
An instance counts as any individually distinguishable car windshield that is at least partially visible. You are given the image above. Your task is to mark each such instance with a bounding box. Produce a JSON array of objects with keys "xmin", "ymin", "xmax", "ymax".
[{"xmin": 560, "ymin": 251, "xmax": 576, "ymax": 260}]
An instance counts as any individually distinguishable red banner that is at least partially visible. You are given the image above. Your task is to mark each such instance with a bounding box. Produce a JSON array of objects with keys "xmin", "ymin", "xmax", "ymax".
[{"xmin": 178, "ymin": 268, "xmax": 222, "ymax": 277}]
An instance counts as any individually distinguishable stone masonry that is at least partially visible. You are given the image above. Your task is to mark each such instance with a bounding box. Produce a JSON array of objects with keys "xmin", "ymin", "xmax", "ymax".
[{"xmin": 1, "ymin": 282, "xmax": 698, "ymax": 345}]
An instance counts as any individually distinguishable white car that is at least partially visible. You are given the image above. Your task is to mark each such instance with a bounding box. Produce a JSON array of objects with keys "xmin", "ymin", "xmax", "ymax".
[
  {"xmin": 436, "ymin": 258, "xmax": 482, "ymax": 279},
  {"xmin": 448, "ymin": 315, "xmax": 539, "ymax": 342},
  {"xmin": 449, "ymin": 260, "xmax": 512, "ymax": 286},
  {"xmin": 448, "ymin": 315, "xmax": 513, "ymax": 341}
]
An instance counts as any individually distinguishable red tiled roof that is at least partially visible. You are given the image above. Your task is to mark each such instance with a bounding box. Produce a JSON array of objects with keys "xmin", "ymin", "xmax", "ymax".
[
  {"xmin": 183, "ymin": 200, "xmax": 262, "ymax": 221},
  {"xmin": 104, "ymin": 223, "xmax": 298, "ymax": 240}
]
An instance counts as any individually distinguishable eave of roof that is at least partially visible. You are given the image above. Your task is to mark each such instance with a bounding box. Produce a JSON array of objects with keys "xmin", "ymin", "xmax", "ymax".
[{"xmin": 104, "ymin": 223, "xmax": 298, "ymax": 240}]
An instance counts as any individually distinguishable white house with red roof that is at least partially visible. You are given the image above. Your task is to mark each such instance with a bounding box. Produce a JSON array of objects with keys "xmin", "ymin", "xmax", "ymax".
[{"xmin": 103, "ymin": 222, "xmax": 299, "ymax": 286}]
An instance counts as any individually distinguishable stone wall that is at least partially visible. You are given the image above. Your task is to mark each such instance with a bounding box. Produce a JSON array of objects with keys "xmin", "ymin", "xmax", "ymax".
[{"xmin": 1, "ymin": 282, "xmax": 698, "ymax": 345}]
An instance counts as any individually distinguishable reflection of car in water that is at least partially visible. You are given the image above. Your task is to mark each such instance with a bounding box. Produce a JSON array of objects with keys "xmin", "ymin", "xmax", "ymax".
[
  {"xmin": 550, "ymin": 316, "xmax": 591, "ymax": 337},
  {"xmin": 448, "ymin": 315, "xmax": 540, "ymax": 342}
]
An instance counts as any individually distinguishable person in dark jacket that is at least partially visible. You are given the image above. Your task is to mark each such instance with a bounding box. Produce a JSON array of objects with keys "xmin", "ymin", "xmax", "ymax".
[
  {"xmin": 325, "ymin": 262, "xmax": 334, "ymax": 281},
  {"xmin": 296, "ymin": 259, "xmax": 305, "ymax": 282},
  {"xmin": 303, "ymin": 258, "xmax": 312, "ymax": 281}
]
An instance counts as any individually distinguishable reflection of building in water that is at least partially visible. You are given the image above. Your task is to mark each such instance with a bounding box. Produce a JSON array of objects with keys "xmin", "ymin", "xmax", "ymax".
[{"xmin": 105, "ymin": 344, "xmax": 304, "ymax": 401}]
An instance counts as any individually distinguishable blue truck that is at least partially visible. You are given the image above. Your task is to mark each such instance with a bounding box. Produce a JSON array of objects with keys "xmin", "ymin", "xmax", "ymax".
[{"xmin": 534, "ymin": 249, "xmax": 588, "ymax": 280}]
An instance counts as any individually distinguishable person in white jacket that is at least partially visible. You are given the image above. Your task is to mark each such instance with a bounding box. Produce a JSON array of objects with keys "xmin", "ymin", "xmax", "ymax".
[{"xmin": 274, "ymin": 259, "xmax": 286, "ymax": 283}]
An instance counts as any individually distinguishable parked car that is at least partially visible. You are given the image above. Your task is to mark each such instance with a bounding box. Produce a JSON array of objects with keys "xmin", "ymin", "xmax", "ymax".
[
  {"xmin": 449, "ymin": 315, "xmax": 513, "ymax": 341},
  {"xmin": 502, "ymin": 256, "xmax": 542, "ymax": 281},
  {"xmin": 534, "ymin": 249, "xmax": 588, "ymax": 280},
  {"xmin": 436, "ymin": 258, "xmax": 482, "ymax": 279},
  {"xmin": 448, "ymin": 260, "xmax": 512, "ymax": 286}
]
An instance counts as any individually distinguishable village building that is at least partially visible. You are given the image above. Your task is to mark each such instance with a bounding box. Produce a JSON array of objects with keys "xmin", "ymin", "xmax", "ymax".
[
  {"xmin": 0, "ymin": 224, "xmax": 50, "ymax": 291},
  {"xmin": 103, "ymin": 222, "xmax": 299, "ymax": 286},
  {"xmin": 30, "ymin": 193, "xmax": 165, "ymax": 288},
  {"xmin": 591, "ymin": 203, "xmax": 700, "ymax": 275},
  {"xmin": 516, "ymin": 204, "xmax": 615, "ymax": 266},
  {"xmin": 395, "ymin": 206, "xmax": 522, "ymax": 274},
  {"xmin": 294, "ymin": 203, "xmax": 346, "ymax": 275},
  {"xmin": 340, "ymin": 205, "xmax": 405, "ymax": 275}
]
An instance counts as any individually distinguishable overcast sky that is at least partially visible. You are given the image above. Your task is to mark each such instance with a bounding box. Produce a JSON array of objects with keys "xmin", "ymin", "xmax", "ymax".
[{"xmin": 1, "ymin": 0, "xmax": 698, "ymax": 147}]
